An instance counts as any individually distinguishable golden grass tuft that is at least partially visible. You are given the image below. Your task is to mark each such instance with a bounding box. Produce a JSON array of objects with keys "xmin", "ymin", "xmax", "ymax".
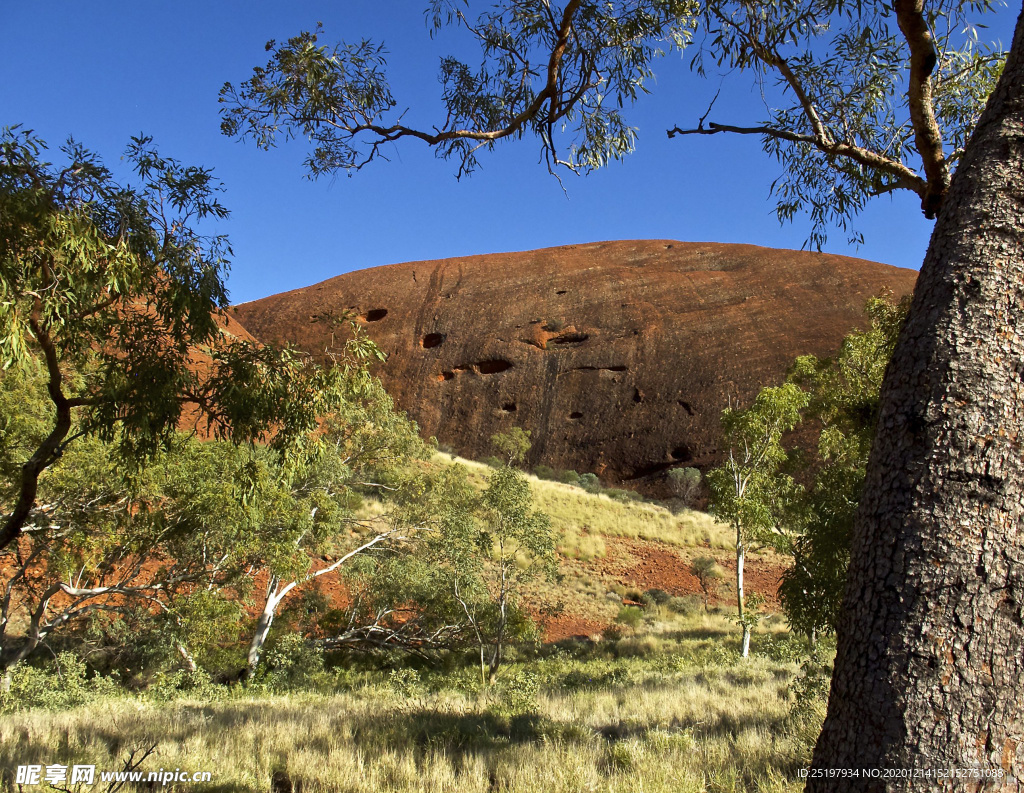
[{"xmin": 425, "ymin": 454, "xmax": 733, "ymax": 555}]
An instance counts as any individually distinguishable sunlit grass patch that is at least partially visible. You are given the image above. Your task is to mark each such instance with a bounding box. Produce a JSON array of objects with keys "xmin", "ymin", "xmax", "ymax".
[
  {"xmin": 426, "ymin": 453, "xmax": 733, "ymax": 556},
  {"xmin": 1, "ymin": 609, "xmax": 820, "ymax": 793}
]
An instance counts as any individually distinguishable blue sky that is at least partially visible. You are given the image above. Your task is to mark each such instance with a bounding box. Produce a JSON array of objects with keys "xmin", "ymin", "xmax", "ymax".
[{"xmin": 2, "ymin": 2, "xmax": 1016, "ymax": 303}]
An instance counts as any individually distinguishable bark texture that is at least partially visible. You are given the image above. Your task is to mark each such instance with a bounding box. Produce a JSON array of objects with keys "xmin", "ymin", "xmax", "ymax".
[{"xmin": 809, "ymin": 6, "xmax": 1024, "ymax": 791}]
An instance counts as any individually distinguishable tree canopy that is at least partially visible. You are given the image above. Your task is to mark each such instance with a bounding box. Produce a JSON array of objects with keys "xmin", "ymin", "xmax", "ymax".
[
  {"xmin": 220, "ymin": 1, "xmax": 1005, "ymax": 247},
  {"xmin": 0, "ymin": 129, "xmax": 380, "ymax": 551}
]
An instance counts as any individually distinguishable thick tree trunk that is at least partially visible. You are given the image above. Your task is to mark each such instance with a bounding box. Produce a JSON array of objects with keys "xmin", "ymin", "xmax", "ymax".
[{"xmin": 808, "ymin": 7, "xmax": 1024, "ymax": 790}]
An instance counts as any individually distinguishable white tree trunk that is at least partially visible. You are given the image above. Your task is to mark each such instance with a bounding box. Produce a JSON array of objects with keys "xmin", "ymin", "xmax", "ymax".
[{"xmin": 737, "ymin": 533, "xmax": 750, "ymax": 658}]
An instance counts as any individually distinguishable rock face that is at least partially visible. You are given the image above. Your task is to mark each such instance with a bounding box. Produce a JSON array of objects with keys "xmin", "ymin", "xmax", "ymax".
[{"xmin": 231, "ymin": 240, "xmax": 917, "ymax": 487}]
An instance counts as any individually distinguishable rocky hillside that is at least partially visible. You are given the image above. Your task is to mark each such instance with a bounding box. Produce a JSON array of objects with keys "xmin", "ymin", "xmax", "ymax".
[{"xmin": 231, "ymin": 240, "xmax": 917, "ymax": 488}]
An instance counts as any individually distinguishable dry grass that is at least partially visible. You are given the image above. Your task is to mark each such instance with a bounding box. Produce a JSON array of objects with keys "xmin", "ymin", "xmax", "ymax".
[
  {"xmin": 0, "ymin": 612, "xmax": 818, "ymax": 793},
  {"xmin": 421, "ymin": 454, "xmax": 733, "ymax": 559}
]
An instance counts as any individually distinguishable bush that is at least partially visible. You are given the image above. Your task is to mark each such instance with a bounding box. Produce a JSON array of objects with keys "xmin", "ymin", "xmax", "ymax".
[
  {"xmin": 666, "ymin": 595, "xmax": 702, "ymax": 616},
  {"xmin": 255, "ymin": 633, "xmax": 324, "ymax": 690},
  {"xmin": 690, "ymin": 555, "xmax": 723, "ymax": 610},
  {"xmin": 642, "ymin": 588, "xmax": 671, "ymax": 606},
  {"xmin": 667, "ymin": 467, "xmax": 702, "ymax": 505},
  {"xmin": 481, "ymin": 455, "xmax": 504, "ymax": 469},
  {"xmin": 615, "ymin": 606, "xmax": 644, "ymax": 629},
  {"xmin": 533, "ymin": 464, "xmax": 556, "ymax": 480},
  {"xmin": 491, "ymin": 668, "xmax": 539, "ymax": 716},
  {"xmin": 0, "ymin": 653, "xmax": 118, "ymax": 713},
  {"xmin": 601, "ymin": 624, "xmax": 626, "ymax": 642},
  {"xmin": 558, "ymin": 469, "xmax": 581, "ymax": 486},
  {"xmin": 578, "ymin": 473, "xmax": 601, "ymax": 493}
]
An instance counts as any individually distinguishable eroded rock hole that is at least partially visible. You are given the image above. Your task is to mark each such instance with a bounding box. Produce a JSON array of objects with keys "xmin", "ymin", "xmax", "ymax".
[
  {"xmin": 422, "ymin": 333, "xmax": 445, "ymax": 348},
  {"xmin": 501, "ymin": 402, "xmax": 517, "ymax": 412},
  {"xmin": 552, "ymin": 332, "xmax": 589, "ymax": 345},
  {"xmin": 671, "ymin": 445, "xmax": 693, "ymax": 462},
  {"xmin": 477, "ymin": 359, "xmax": 514, "ymax": 374},
  {"xmin": 633, "ymin": 388, "xmax": 644, "ymax": 404},
  {"xmin": 364, "ymin": 308, "xmax": 388, "ymax": 322},
  {"xmin": 678, "ymin": 400, "xmax": 694, "ymax": 416},
  {"xmin": 439, "ymin": 371, "xmax": 455, "ymax": 382},
  {"xmin": 569, "ymin": 411, "xmax": 583, "ymax": 419},
  {"xmin": 555, "ymin": 289, "xmax": 568, "ymax": 295}
]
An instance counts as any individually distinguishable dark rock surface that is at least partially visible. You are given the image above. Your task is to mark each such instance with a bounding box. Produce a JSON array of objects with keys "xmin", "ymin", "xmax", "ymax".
[{"xmin": 231, "ymin": 240, "xmax": 917, "ymax": 487}]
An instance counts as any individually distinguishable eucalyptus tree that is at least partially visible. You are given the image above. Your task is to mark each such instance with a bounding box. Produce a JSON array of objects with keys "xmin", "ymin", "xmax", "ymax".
[
  {"xmin": 218, "ymin": 1, "xmax": 698, "ymax": 180},
  {"xmin": 430, "ymin": 432, "xmax": 556, "ymax": 686},
  {"xmin": 234, "ymin": 368, "xmax": 429, "ymax": 677},
  {"xmin": 669, "ymin": 0, "xmax": 1005, "ymax": 247},
  {"xmin": 777, "ymin": 293, "xmax": 909, "ymax": 644},
  {"xmin": 0, "ymin": 129, "xmax": 360, "ymax": 553},
  {"xmin": 807, "ymin": 12, "xmax": 1024, "ymax": 785},
  {"xmin": 0, "ymin": 368, "xmax": 252, "ymax": 678},
  {"xmin": 707, "ymin": 383, "xmax": 808, "ymax": 657}
]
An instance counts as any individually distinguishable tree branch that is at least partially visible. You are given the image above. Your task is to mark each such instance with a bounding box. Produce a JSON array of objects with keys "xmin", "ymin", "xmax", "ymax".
[
  {"xmin": 668, "ymin": 121, "xmax": 927, "ymax": 196},
  {"xmin": 894, "ymin": 0, "xmax": 949, "ymax": 217}
]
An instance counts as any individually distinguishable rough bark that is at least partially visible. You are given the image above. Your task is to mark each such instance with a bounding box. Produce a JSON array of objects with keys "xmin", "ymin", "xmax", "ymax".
[{"xmin": 808, "ymin": 6, "xmax": 1024, "ymax": 790}]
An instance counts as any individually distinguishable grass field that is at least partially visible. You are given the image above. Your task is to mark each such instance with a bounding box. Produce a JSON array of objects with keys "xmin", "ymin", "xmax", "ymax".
[
  {"xmin": 412, "ymin": 454, "xmax": 734, "ymax": 561},
  {"xmin": 1, "ymin": 455, "xmax": 819, "ymax": 792},
  {"xmin": 0, "ymin": 611, "xmax": 825, "ymax": 793}
]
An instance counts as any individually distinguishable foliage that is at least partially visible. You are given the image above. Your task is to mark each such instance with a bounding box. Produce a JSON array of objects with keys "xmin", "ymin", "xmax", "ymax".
[
  {"xmin": 689, "ymin": 555, "xmax": 723, "ymax": 610},
  {"xmin": 219, "ymin": 3, "xmax": 699, "ymax": 179},
  {"xmin": 221, "ymin": 3, "xmax": 1005, "ymax": 249},
  {"xmin": 674, "ymin": 0, "xmax": 1005, "ymax": 246},
  {"xmin": 667, "ymin": 466, "xmax": 701, "ymax": 504},
  {"xmin": 777, "ymin": 293, "xmax": 909, "ymax": 639},
  {"xmin": 430, "ymin": 433, "xmax": 556, "ymax": 684},
  {"xmin": 533, "ymin": 464, "xmax": 557, "ymax": 480},
  {"xmin": 0, "ymin": 652, "xmax": 118, "ymax": 713},
  {"xmin": 491, "ymin": 427, "xmax": 531, "ymax": 464},
  {"xmin": 707, "ymin": 382, "xmax": 808, "ymax": 656},
  {"xmin": 707, "ymin": 383, "xmax": 809, "ymax": 553},
  {"xmin": 558, "ymin": 469, "xmax": 582, "ymax": 486},
  {"xmin": 615, "ymin": 605, "xmax": 644, "ymax": 629},
  {"xmin": 0, "ymin": 129, "xmax": 382, "ymax": 552},
  {"xmin": 0, "ymin": 347, "xmax": 428, "ymax": 677}
]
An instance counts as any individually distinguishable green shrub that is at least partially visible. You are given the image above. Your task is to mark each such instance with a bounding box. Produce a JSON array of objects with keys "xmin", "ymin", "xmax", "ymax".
[
  {"xmin": 481, "ymin": 455, "xmax": 504, "ymax": 469},
  {"xmin": 0, "ymin": 653, "xmax": 118, "ymax": 713},
  {"xmin": 491, "ymin": 668, "xmax": 539, "ymax": 716},
  {"xmin": 578, "ymin": 473, "xmax": 601, "ymax": 493},
  {"xmin": 558, "ymin": 469, "xmax": 581, "ymax": 486},
  {"xmin": 255, "ymin": 633, "xmax": 324, "ymax": 690},
  {"xmin": 667, "ymin": 466, "xmax": 702, "ymax": 505},
  {"xmin": 642, "ymin": 588, "xmax": 671, "ymax": 606},
  {"xmin": 387, "ymin": 667, "xmax": 424, "ymax": 699},
  {"xmin": 533, "ymin": 464, "xmax": 557, "ymax": 481},
  {"xmin": 615, "ymin": 605, "xmax": 644, "ymax": 629},
  {"xmin": 601, "ymin": 624, "xmax": 626, "ymax": 642},
  {"xmin": 667, "ymin": 595, "xmax": 702, "ymax": 616}
]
